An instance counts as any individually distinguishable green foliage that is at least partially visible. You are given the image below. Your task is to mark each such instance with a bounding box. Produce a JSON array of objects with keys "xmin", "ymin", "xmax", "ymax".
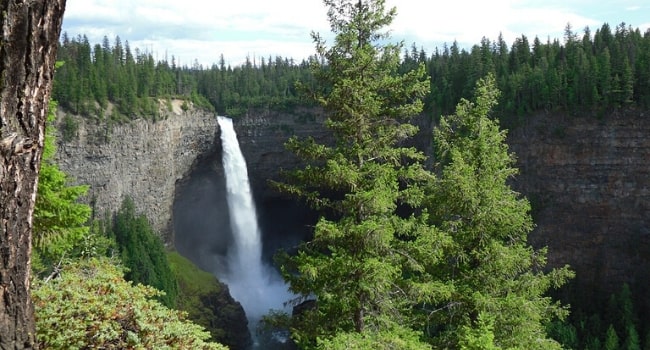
[
  {"xmin": 605, "ymin": 324, "xmax": 620, "ymax": 350},
  {"xmin": 626, "ymin": 325, "xmax": 641, "ymax": 350},
  {"xmin": 33, "ymin": 100, "xmax": 92, "ymax": 273},
  {"xmin": 457, "ymin": 314, "xmax": 500, "ymax": 350},
  {"xmin": 274, "ymin": 2, "xmax": 575, "ymax": 349},
  {"xmin": 547, "ymin": 319, "xmax": 579, "ymax": 349},
  {"xmin": 32, "ymin": 257, "xmax": 226, "ymax": 350},
  {"xmin": 112, "ymin": 197, "xmax": 179, "ymax": 308},
  {"xmin": 54, "ymin": 21, "xmax": 650, "ymax": 123},
  {"xmin": 424, "ymin": 22, "xmax": 650, "ymax": 122},
  {"xmin": 53, "ymin": 33, "xmax": 312, "ymax": 118},
  {"xmin": 53, "ymin": 21, "xmax": 650, "ymax": 126},
  {"xmin": 423, "ymin": 74, "xmax": 574, "ymax": 349},
  {"xmin": 167, "ymin": 252, "xmax": 251, "ymax": 348},
  {"xmin": 60, "ymin": 113, "xmax": 78, "ymax": 142},
  {"xmin": 558, "ymin": 283, "xmax": 648, "ymax": 349},
  {"xmin": 273, "ymin": 0, "xmax": 445, "ymax": 347},
  {"xmin": 317, "ymin": 325, "xmax": 431, "ymax": 350}
]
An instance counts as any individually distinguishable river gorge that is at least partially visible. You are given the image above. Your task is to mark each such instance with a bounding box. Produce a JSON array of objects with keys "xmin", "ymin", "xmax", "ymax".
[{"xmin": 54, "ymin": 100, "xmax": 650, "ymax": 345}]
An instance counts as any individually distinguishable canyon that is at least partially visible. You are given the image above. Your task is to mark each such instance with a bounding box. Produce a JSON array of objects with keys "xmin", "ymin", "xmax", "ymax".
[{"xmin": 55, "ymin": 102, "xmax": 650, "ymax": 311}]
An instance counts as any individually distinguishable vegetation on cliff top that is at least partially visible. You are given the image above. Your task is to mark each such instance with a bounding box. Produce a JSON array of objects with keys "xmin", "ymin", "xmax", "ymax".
[{"xmin": 54, "ymin": 18, "xmax": 650, "ymax": 124}]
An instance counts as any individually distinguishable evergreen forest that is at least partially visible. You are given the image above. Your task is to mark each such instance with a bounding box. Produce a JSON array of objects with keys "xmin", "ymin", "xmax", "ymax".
[
  {"xmin": 35, "ymin": 0, "xmax": 650, "ymax": 348},
  {"xmin": 53, "ymin": 21, "xmax": 650, "ymax": 125}
]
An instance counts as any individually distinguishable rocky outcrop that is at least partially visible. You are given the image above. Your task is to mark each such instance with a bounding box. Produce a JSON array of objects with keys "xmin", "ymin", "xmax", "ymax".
[{"xmin": 55, "ymin": 101, "xmax": 219, "ymax": 241}]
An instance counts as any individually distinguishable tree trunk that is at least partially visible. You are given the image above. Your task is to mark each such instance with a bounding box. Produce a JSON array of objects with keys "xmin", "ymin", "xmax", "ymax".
[{"xmin": 0, "ymin": 0, "xmax": 66, "ymax": 348}]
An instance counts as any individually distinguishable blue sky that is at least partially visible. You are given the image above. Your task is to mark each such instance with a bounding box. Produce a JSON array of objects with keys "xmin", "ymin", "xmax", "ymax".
[{"xmin": 61, "ymin": 0, "xmax": 649, "ymax": 68}]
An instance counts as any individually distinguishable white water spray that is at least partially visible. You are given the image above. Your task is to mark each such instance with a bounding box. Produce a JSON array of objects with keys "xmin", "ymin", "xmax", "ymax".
[{"xmin": 217, "ymin": 116, "xmax": 292, "ymax": 343}]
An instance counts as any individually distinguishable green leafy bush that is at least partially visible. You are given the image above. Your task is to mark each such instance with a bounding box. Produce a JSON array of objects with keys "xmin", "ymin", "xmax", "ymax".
[{"xmin": 33, "ymin": 258, "xmax": 226, "ymax": 349}]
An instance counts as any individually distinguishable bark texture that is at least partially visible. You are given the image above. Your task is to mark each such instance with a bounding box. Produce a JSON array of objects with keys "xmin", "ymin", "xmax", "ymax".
[{"xmin": 0, "ymin": 0, "xmax": 66, "ymax": 348}]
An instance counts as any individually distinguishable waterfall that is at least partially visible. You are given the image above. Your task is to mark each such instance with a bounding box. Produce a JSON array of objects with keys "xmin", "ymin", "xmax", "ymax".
[
  {"xmin": 218, "ymin": 116, "xmax": 264, "ymax": 291},
  {"xmin": 217, "ymin": 116, "xmax": 291, "ymax": 346}
]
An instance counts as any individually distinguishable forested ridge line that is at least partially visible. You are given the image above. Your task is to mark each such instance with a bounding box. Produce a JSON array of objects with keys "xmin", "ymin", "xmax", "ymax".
[{"xmin": 54, "ymin": 21, "xmax": 650, "ymax": 125}]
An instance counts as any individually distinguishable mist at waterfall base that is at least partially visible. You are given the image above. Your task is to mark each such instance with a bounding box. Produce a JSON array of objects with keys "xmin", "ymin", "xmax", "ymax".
[{"xmin": 217, "ymin": 116, "xmax": 294, "ymax": 346}]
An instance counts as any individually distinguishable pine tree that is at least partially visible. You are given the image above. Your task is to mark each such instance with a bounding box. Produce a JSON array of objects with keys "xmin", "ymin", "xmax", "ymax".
[
  {"xmin": 33, "ymin": 100, "xmax": 91, "ymax": 272},
  {"xmin": 605, "ymin": 324, "xmax": 620, "ymax": 350},
  {"xmin": 273, "ymin": 0, "xmax": 433, "ymax": 347},
  {"xmin": 112, "ymin": 197, "xmax": 179, "ymax": 308},
  {"xmin": 424, "ymin": 74, "xmax": 574, "ymax": 349}
]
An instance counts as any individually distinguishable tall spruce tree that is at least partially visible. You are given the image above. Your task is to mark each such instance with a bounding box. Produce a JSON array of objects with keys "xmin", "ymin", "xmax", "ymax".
[
  {"xmin": 273, "ymin": 0, "xmax": 436, "ymax": 347},
  {"xmin": 424, "ymin": 74, "xmax": 574, "ymax": 349}
]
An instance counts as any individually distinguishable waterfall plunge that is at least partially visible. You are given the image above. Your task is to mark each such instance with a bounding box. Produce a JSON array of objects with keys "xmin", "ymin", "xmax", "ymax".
[{"xmin": 217, "ymin": 116, "xmax": 291, "ymax": 340}]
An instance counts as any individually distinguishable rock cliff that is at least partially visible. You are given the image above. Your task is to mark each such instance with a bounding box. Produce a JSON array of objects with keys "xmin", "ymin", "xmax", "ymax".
[
  {"xmin": 508, "ymin": 109, "xmax": 650, "ymax": 299},
  {"xmin": 55, "ymin": 101, "xmax": 219, "ymax": 242},
  {"xmin": 56, "ymin": 103, "xmax": 650, "ymax": 304}
]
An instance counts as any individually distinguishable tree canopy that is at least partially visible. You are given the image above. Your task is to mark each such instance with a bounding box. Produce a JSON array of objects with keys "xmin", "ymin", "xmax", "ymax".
[
  {"xmin": 423, "ymin": 74, "xmax": 574, "ymax": 349},
  {"xmin": 53, "ymin": 22, "xmax": 650, "ymax": 125},
  {"xmin": 273, "ymin": 0, "xmax": 434, "ymax": 347},
  {"xmin": 272, "ymin": 1, "xmax": 573, "ymax": 348},
  {"xmin": 112, "ymin": 197, "xmax": 179, "ymax": 308},
  {"xmin": 33, "ymin": 100, "xmax": 92, "ymax": 273}
]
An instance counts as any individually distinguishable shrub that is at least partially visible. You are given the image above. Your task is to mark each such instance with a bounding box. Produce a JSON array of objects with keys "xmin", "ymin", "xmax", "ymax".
[{"xmin": 32, "ymin": 258, "xmax": 227, "ymax": 350}]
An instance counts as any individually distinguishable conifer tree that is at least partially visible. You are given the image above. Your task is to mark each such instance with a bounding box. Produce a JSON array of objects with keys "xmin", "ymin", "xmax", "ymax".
[
  {"xmin": 273, "ymin": 0, "xmax": 434, "ymax": 347},
  {"xmin": 424, "ymin": 74, "xmax": 574, "ymax": 349},
  {"xmin": 33, "ymin": 100, "xmax": 91, "ymax": 271},
  {"xmin": 112, "ymin": 197, "xmax": 179, "ymax": 308},
  {"xmin": 605, "ymin": 324, "xmax": 620, "ymax": 350}
]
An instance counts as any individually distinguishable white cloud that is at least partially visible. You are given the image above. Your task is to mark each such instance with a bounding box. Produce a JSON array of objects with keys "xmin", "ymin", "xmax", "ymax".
[
  {"xmin": 387, "ymin": 0, "xmax": 599, "ymax": 49},
  {"xmin": 63, "ymin": 0, "xmax": 332, "ymax": 66},
  {"xmin": 61, "ymin": 0, "xmax": 646, "ymax": 66}
]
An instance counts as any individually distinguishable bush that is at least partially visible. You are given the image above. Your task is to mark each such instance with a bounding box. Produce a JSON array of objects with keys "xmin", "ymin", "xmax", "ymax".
[{"xmin": 32, "ymin": 258, "xmax": 226, "ymax": 350}]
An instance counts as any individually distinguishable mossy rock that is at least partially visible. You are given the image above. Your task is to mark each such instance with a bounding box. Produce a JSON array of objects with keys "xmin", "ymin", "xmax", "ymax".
[{"xmin": 168, "ymin": 252, "xmax": 252, "ymax": 350}]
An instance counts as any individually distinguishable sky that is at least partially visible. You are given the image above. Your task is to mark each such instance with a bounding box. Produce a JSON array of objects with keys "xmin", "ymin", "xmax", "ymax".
[{"xmin": 61, "ymin": 0, "xmax": 650, "ymax": 68}]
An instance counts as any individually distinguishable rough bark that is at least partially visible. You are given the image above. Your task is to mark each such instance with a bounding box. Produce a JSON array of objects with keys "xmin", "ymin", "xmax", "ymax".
[{"xmin": 0, "ymin": 0, "xmax": 66, "ymax": 348}]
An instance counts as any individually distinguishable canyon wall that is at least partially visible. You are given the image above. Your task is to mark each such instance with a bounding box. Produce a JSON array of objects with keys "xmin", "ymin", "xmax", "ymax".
[
  {"xmin": 56, "ymin": 104, "xmax": 650, "ymax": 299},
  {"xmin": 508, "ymin": 109, "xmax": 650, "ymax": 297},
  {"xmin": 54, "ymin": 101, "xmax": 219, "ymax": 241}
]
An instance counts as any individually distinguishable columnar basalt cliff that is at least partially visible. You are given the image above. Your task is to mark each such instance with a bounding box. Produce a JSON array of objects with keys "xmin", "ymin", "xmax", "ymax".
[{"xmin": 55, "ymin": 101, "xmax": 219, "ymax": 241}]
